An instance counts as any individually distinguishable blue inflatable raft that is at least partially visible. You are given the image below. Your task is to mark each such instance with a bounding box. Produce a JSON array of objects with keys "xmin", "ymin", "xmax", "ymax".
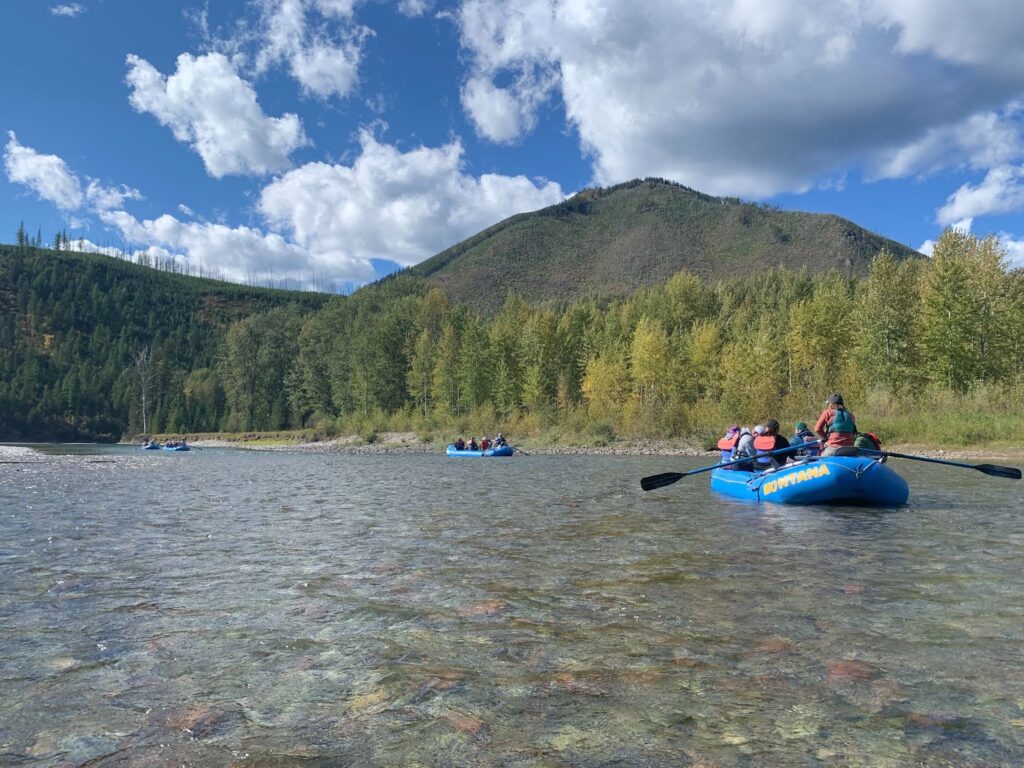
[
  {"xmin": 446, "ymin": 444, "xmax": 514, "ymax": 458},
  {"xmin": 710, "ymin": 455, "xmax": 908, "ymax": 506},
  {"xmin": 161, "ymin": 444, "xmax": 190, "ymax": 452}
]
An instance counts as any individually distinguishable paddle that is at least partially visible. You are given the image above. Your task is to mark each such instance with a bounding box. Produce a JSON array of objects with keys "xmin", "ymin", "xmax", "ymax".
[
  {"xmin": 513, "ymin": 447, "xmax": 530, "ymax": 456},
  {"xmin": 641, "ymin": 443, "xmax": 804, "ymax": 492},
  {"xmin": 859, "ymin": 448, "xmax": 1021, "ymax": 480}
]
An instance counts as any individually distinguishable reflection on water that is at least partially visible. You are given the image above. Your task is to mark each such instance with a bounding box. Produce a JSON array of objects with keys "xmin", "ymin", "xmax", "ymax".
[{"xmin": 1, "ymin": 447, "xmax": 1022, "ymax": 766}]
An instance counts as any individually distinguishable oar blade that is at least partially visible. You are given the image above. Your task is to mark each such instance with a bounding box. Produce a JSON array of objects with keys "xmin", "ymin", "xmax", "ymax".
[
  {"xmin": 977, "ymin": 463, "xmax": 1022, "ymax": 480},
  {"xmin": 641, "ymin": 472, "xmax": 685, "ymax": 492}
]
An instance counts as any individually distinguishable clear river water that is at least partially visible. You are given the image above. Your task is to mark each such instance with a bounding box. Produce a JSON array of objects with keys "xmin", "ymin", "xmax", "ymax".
[{"xmin": 1, "ymin": 445, "xmax": 1023, "ymax": 767}]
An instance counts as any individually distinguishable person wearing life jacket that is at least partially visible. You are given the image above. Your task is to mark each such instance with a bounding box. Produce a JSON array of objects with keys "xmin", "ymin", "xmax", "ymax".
[
  {"xmin": 480, "ymin": 436, "xmax": 491, "ymax": 451},
  {"xmin": 754, "ymin": 419, "xmax": 791, "ymax": 468},
  {"xmin": 468, "ymin": 436, "xmax": 479, "ymax": 451},
  {"xmin": 790, "ymin": 421, "xmax": 820, "ymax": 457},
  {"xmin": 731, "ymin": 427, "xmax": 757, "ymax": 471},
  {"xmin": 815, "ymin": 393, "xmax": 857, "ymax": 456},
  {"xmin": 454, "ymin": 437, "xmax": 466, "ymax": 450},
  {"xmin": 716, "ymin": 425, "xmax": 741, "ymax": 463}
]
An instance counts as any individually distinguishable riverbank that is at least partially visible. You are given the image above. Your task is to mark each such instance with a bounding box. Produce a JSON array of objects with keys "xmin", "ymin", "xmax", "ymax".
[
  {"xmin": 131, "ymin": 431, "xmax": 1024, "ymax": 461},
  {"xmin": 144, "ymin": 431, "xmax": 713, "ymax": 456}
]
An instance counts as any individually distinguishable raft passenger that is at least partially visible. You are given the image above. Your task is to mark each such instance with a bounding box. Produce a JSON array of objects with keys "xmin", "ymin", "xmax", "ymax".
[
  {"xmin": 755, "ymin": 419, "xmax": 791, "ymax": 468},
  {"xmin": 717, "ymin": 425, "xmax": 740, "ymax": 463},
  {"xmin": 815, "ymin": 393, "xmax": 857, "ymax": 456},
  {"xmin": 730, "ymin": 427, "xmax": 756, "ymax": 471},
  {"xmin": 790, "ymin": 421, "xmax": 819, "ymax": 457}
]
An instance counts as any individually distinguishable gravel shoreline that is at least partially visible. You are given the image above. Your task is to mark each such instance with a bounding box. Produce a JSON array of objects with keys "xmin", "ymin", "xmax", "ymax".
[
  {"xmin": 170, "ymin": 434, "xmax": 1022, "ymax": 461},
  {"xmin": 184, "ymin": 435, "xmax": 714, "ymax": 457},
  {"xmin": 4, "ymin": 438, "xmax": 1021, "ymax": 462}
]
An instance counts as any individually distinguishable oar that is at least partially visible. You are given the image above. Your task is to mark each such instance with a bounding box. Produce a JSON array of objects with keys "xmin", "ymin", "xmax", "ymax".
[
  {"xmin": 514, "ymin": 447, "xmax": 530, "ymax": 456},
  {"xmin": 641, "ymin": 443, "xmax": 804, "ymax": 492},
  {"xmin": 859, "ymin": 448, "xmax": 1021, "ymax": 480}
]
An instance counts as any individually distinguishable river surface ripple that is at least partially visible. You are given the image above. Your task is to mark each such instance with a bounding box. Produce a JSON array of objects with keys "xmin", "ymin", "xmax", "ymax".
[{"xmin": 1, "ymin": 446, "xmax": 1023, "ymax": 767}]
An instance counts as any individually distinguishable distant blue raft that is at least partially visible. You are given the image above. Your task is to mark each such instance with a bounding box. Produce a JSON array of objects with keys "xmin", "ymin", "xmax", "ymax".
[
  {"xmin": 161, "ymin": 444, "xmax": 190, "ymax": 452},
  {"xmin": 446, "ymin": 444, "xmax": 514, "ymax": 458},
  {"xmin": 710, "ymin": 455, "xmax": 908, "ymax": 506}
]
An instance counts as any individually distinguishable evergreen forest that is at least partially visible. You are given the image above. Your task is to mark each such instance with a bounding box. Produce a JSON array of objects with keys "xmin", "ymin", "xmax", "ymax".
[
  {"xmin": 0, "ymin": 243, "xmax": 328, "ymax": 440},
  {"xmin": 2, "ymin": 229, "xmax": 1022, "ymax": 446}
]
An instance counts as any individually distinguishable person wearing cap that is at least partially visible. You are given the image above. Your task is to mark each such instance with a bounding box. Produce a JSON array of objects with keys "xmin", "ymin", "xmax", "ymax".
[
  {"xmin": 815, "ymin": 393, "xmax": 857, "ymax": 455},
  {"xmin": 790, "ymin": 421, "xmax": 819, "ymax": 457}
]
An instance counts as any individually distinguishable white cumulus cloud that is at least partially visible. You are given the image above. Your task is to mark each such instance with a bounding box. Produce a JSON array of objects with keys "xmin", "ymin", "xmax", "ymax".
[
  {"xmin": 252, "ymin": 0, "xmax": 368, "ymax": 99},
  {"xmin": 999, "ymin": 232, "xmax": 1024, "ymax": 268},
  {"xmin": 125, "ymin": 52, "xmax": 308, "ymax": 178},
  {"xmin": 456, "ymin": 0, "xmax": 1024, "ymax": 197},
  {"xmin": 397, "ymin": 0, "xmax": 431, "ymax": 17},
  {"xmin": 258, "ymin": 130, "xmax": 565, "ymax": 268},
  {"xmin": 4, "ymin": 131, "xmax": 140, "ymax": 214},
  {"xmin": 4, "ymin": 131, "xmax": 83, "ymax": 209},
  {"xmin": 871, "ymin": 108, "xmax": 1024, "ymax": 180},
  {"xmin": 50, "ymin": 4, "xmax": 85, "ymax": 17},
  {"xmin": 100, "ymin": 209, "xmax": 356, "ymax": 286},
  {"xmin": 461, "ymin": 77, "xmax": 526, "ymax": 143},
  {"xmin": 936, "ymin": 166, "xmax": 1024, "ymax": 225}
]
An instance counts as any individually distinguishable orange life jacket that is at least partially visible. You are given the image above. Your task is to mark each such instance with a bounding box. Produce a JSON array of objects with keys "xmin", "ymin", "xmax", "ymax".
[
  {"xmin": 753, "ymin": 434, "xmax": 776, "ymax": 465},
  {"xmin": 717, "ymin": 435, "xmax": 739, "ymax": 461}
]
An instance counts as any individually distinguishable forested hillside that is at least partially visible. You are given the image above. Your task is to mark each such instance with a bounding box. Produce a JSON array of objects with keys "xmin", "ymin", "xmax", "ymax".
[
  {"xmin": 0, "ymin": 244, "xmax": 328, "ymax": 440},
  {"xmin": 225, "ymin": 231, "xmax": 1024, "ymax": 447},
  {"xmin": 412, "ymin": 178, "xmax": 922, "ymax": 312},
  {"xmin": 3, "ymin": 228, "xmax": 1020, "ymax": 446}
]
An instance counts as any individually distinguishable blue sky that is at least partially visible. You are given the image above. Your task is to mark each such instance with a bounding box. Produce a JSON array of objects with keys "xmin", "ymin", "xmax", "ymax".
[{"xmin": 3, "ymin": 1, "xmax": 1024, "ymax": 289}]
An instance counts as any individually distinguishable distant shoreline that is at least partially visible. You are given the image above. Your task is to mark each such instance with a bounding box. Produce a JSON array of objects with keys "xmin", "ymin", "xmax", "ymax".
[{"xmin": 119, "ymin": 432, "xmax": 1024, "ymax": 461}]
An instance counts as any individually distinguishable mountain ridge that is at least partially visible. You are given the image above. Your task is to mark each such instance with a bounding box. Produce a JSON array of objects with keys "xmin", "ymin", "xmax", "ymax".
[{"xmin": 411, "ymin": 178, "xmax": 920, "ymax": 310}]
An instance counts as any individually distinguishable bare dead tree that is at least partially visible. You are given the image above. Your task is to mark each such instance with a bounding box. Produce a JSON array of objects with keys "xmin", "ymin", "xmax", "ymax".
[{"xmin": 133, "ymin": 346, "xmax": 159, "ymax": 435}]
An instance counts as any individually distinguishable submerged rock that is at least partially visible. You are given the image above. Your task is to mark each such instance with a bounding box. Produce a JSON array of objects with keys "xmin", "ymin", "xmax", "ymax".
[
  {"xmin": 442, "ymin": 709, "xmax": 485, "ymax": 735},
  {"xmin": 150, "ymin": 705, "xmax": 241, "ymax": 739},
  {"xmin": 826, "ymin": 659, "xmax": 878, "ymax": 682},
  {"xmin": 458, "ymin": 599, "xmax": 509, "ymax": 617}
]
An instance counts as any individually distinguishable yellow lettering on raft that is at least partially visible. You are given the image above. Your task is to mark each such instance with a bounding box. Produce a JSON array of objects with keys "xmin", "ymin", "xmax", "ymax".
[{"xmin": 762, "ymin": 462, "xmax": 831, "ymax": 495}]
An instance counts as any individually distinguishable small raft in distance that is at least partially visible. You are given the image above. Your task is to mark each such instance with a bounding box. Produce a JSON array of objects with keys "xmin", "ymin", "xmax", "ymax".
[
  {"xmin": 161, "ymin": 444, "xmax": 190, "ymax": 452},
  {"xmin": 446, "ymin": 444, "xmax": 514, "ymax": 458},
  {"xmin": 710, "ymin": 455, "xmax": 908, "ymax": 506}
]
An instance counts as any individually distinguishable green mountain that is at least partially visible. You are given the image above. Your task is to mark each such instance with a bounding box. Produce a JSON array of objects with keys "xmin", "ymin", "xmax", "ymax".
[
  {"xmin": 0, "ymin": 244, "xmax": 329, "ymax": 441},
  {"xmin": 411, "ymin": 178, "xmax": 921, "ymax": 310}
]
